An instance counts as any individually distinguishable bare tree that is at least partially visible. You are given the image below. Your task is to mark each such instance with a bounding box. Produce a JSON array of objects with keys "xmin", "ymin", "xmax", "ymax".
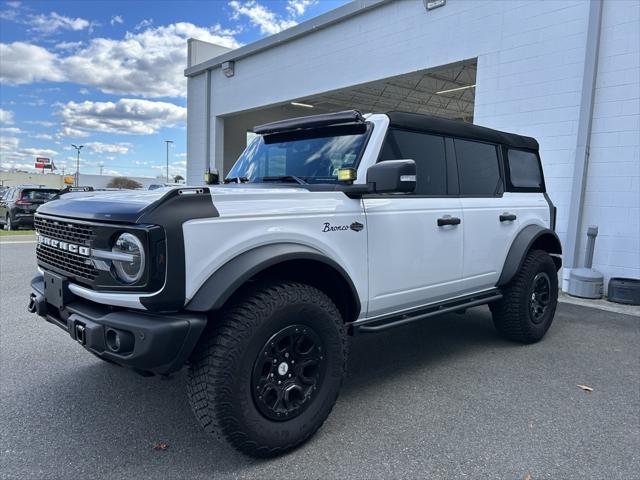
[{"xmin": 106, "ymin": 177, "xmax": 142, "ymax": 189}]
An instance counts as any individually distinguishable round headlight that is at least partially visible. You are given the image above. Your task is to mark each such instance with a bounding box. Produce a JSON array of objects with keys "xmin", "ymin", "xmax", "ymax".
[{"xmin": 112, "ymin": 233, "xmax": 145, "ymax": 284}]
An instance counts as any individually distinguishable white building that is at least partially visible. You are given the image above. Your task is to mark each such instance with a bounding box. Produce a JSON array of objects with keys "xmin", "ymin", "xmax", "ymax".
[{"xmin": 185, "ymin": 0, "xmax": 640, "ymax": 288}]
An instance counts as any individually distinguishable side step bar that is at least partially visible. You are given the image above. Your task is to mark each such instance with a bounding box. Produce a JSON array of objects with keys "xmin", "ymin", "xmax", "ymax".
[{"xmin": 351, "ymin": 289, "xmax": 502, "ymax": 335}]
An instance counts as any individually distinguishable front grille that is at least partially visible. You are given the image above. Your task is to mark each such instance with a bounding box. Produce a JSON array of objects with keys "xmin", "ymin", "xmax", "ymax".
[
  {"xmin": 36, "ymin": 244, "xmax": 97, "ymax": 281},
  {"xmin": 35, "ymin": 216, "xmax": 97, "ymax": 281},
  {"xmin": 34, "ymin": 216, "xmax": 94, "ymax": 245}
]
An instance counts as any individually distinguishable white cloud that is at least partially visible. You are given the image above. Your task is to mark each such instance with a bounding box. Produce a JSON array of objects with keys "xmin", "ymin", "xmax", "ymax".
[
  {"xmin": 0, "ymin": 22, "xmax": 240, "ymax": 97},
  {"xmin": 0, "ymin": 135, "xmax": 58, "ymax": 168},
  {"xmin": 110, "ymin": 15, "xmax": 124, "ymax": 26},
  {"xmin": 57, "ymin": 126, "xmax": 91, "ymax": 138},
  {"xmin": 0, "ymin": 108, "xmax": 15, "ymax": 124},
  {"xmin": 135, "ymin": 18, "xmax": 153, "ymax": 30},
  {"xmin": 58, "ymin": 98, "xmax": 187, "ymax": 135},
  {"xmin": 0, "ymin": 42, "xmax": 64, "ymax": 84},
  {"xmin": 54, "ymin": 41, "xmax": 83, "ymax": 51},
  {"xmin": 26, "ymin": 120, "xmax": 56, "ymax": 127},
  {"xmin": 0, "ymin": 2, "xmax": 19, "ymax": 22},
  {"xmin": 1, "ymin": 126, "xmax": 22, "ymax": 134},
  {"xmin": 229, "ymin": 1, "xmax": 297, "ymax": 35},
  {"xmin": 84, "ymin": 141, "xmax": 132, "ymax": 154},
  {"xmin": 286, "ymin": 0, "xmax": 316, "ymax": 16},
  {"xmin": 27, "ymin": 12, "xmax": 92, "ymax": 34},
  {"xmin": 152, "ymin": 160, "xmax": 186, "ymax": 178},
  {"xmin": 79, "ymin": 88, "xmax": 90, "ymax": 95},
  {"xmin": 32, "ymin": 133, "xmax": 53, "ymax": 140}
]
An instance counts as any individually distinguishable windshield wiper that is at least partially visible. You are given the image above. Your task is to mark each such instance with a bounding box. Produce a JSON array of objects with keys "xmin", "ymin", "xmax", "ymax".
[
  {"xmin": 224, "ymin": 176, "xmax": 249, "ymax": 184},
  {"xmin": 261, "ymin": 175, "xmax": 308, "ymax": 185}
]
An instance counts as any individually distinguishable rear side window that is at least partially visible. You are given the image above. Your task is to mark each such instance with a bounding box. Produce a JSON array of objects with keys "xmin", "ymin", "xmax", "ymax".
[
  {"xmin": 454, "ymin": 139, "xmax": 502, "ymax": 196},
  {"xmin": 379, "ymin": 129, "xmax": 447, "ymax": 195},
  {"xmin": 507, "ymin": 149, "xmax": 544, "ymax": 190},
  {"xmin": 21, "ymin": 189, "xmax": 58, "ymax": 201}
]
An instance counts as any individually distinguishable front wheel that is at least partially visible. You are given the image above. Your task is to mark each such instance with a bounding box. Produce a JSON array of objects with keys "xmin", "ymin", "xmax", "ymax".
[
  {"xmin": 491, "ymin": 249, "xmax": 558, "ymax": 343},
  {"xmin": 5, "ymin": 215, "xmax": 13, "ymax": 231},
  {"xmin": 187, "ymin": 281, "xmax": 347, "ymax": 457}
]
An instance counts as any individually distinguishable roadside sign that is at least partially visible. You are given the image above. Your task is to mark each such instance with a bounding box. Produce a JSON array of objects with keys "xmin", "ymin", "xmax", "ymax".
[{"xmin": 35, "ymin": 157, "xmax": 52, "ymax": 169}]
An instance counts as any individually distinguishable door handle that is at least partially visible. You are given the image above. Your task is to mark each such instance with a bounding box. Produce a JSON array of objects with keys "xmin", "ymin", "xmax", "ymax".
[
  {"xmin": 437, "ymin": 216, "xmax": 461, "ymax": 227},
  {"xmin": 500, "ymin": 213, "xmax": 517, "ymax": 222}
]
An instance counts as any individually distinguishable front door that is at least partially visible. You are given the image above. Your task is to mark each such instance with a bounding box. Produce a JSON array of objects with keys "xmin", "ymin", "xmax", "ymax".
[{"xmin": 364, "ymin": 129, "xmax": 464, "ymax": 318}]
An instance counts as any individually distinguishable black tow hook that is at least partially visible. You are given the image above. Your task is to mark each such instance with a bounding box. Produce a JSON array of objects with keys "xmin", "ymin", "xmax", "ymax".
[
  {"xmin": 75, "ymin": 323, "xmax": 87, "ymax": 345},
  {"xmin": 27, "ymin": 293, "xmax": 37, "ymax": 314}
]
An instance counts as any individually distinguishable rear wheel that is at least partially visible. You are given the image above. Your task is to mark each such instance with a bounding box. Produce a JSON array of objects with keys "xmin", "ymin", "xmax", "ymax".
[
  {"xmin": 187, "ymin": 281, "xmax": 347, "ymax": 457},
  {"xmin": 491, "ymin": 249, "xmax": 558, "ymax": 343}
]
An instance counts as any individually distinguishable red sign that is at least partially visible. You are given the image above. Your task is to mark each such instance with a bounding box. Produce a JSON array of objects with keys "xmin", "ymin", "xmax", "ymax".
[{"xmin": 35, "ymin": 157, "xmax": 52, "ymax": 169}]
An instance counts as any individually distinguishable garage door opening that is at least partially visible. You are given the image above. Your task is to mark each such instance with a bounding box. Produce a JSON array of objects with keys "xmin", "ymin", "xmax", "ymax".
[{"xmin": 222, "ymin": 58, "xmax": 477, "ymax": 173}]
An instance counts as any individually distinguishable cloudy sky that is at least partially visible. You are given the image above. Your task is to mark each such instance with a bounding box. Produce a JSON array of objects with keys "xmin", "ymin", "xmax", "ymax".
[{"xmin": 0, "ymin": 0, "xmax": 346, "ymax": 179}]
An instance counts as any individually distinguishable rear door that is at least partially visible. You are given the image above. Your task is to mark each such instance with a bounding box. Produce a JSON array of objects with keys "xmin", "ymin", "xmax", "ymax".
[
  {"xmin": 0, "ymin": 188, "xmax": 13, "ymax": 221},
  {"xmin": 364, "ymin": 129, "xmax": 464, "ymax": 318},
  {"xmin": 454, "ymin": 139, "xmax": 517, "ymax": 291}
]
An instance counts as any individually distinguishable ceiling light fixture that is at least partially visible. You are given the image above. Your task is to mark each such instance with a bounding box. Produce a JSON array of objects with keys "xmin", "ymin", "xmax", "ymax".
[
  {"xmin": 435, "ymin": 84, "xmax": 476, "ymax": 95},
  {"xmin": 291, "ymin": 102, "xmax": 314, "ymax": 108}
]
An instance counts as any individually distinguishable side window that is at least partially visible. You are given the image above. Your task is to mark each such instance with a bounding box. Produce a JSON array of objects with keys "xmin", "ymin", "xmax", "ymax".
[
  {"xmin": 379, "ymin": 129, "xmax": 447, "ymax": 195},
  {"xmin": 507, "ymin": 149, "xmax": 543, "ymax": 190},
  {"xmin": 454, "ymin": 139, "xmax": 502, "ymax": 196}
]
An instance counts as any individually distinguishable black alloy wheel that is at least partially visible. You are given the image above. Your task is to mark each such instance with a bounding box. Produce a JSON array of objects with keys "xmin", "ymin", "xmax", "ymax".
[
  {"xmin": 529, "ymin": 272, "xmax": 551, "ymax": 324},
  {"xmin": 252, "ymin": 324, "xmax": 326, "ymax": 421}
]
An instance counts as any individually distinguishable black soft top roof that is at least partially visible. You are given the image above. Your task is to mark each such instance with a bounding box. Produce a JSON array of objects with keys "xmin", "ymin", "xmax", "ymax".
[
  {"xmin": 387, "ymin": 111, "xmax": 538, "ymax": 150},
  {"xmin": 253, "ymin": 110, "xmax": 538, "ymax": 150}
]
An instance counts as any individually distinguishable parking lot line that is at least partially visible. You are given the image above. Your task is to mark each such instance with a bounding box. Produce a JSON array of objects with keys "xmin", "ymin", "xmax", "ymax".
[{"xmin": 0, "ymin": 240, "xmax": 37, "ymax": 244}]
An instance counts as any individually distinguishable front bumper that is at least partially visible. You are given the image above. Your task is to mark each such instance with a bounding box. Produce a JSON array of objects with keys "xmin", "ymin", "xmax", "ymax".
[{"xmin": 29, "ymin": 274, "xmax": 207, "ymax": 375}]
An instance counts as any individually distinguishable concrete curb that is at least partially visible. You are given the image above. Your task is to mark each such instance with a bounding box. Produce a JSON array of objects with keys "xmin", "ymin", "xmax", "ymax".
[{"xmin": 559, "ymin": 292, "xmax": 640, "ymax": 317}]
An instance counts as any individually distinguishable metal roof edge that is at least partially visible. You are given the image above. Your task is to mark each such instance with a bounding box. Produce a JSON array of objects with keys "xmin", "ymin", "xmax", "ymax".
[{"xmin": 184, "ymin": 0, "xmax": 392, "ymax": 77}]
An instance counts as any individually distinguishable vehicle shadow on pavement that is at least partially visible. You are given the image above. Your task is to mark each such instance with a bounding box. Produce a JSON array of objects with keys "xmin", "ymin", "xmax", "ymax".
[
  {"xmin": 343, "ymin": 306, "xmax": 508, "ymax": 397},
  {"xmin": 11, "ymin": 306, "xmax": 517, "ymax": 477}
]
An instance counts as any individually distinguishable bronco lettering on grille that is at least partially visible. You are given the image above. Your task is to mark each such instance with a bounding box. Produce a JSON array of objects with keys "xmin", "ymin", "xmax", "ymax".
[{"xmin": 37, "ymin": 234, "xmax": 91, "ymax": 256}]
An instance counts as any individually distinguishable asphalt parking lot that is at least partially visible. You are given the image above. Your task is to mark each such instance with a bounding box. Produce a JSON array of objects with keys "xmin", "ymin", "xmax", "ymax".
[{"xmin": 1, "ymin": 239, "xmax": 638, "ymax": 480}]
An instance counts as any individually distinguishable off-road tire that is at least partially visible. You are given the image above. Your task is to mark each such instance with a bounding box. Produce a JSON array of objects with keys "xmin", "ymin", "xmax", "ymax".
[
  {"xmin": 490, "ymin": 249, "xmax": 558, "ymax": 343},
  {"xmin": 187, "ymin": 281, "xmax": 348, "ymax": 457}
]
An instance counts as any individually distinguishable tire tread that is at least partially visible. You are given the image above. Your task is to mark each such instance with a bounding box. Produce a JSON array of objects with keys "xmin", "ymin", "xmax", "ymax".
[{"xmin": 187, "ymin": 281, "xmax": 347, "ymax": 457}]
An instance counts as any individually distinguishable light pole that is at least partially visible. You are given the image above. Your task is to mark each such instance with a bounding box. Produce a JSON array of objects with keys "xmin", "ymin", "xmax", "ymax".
[
  {"xmin": 99, "ymin": 162, "xmax": 104, "ymax": 176},
  {"xmin": 164, "ymin": 140, "xmax": 173, "ymax": 183},
  {"xmin": 71, "ymin": 144, "xmax": 83, "ymax": 186}
]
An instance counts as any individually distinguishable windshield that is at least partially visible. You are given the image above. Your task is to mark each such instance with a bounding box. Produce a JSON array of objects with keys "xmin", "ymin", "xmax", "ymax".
[
  {"xmin": 22, "ymin": 189, "xmax": 59, "ymax": 201},
  {"xmin": 227, "ymin": 124, "xmax": 369, "ymax": 184}
]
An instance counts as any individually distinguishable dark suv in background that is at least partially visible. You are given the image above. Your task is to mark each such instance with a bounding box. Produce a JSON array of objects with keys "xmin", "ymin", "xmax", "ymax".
[{"xmin": 0, "ymin": 185, "xmax": 59, "ymax": 230}]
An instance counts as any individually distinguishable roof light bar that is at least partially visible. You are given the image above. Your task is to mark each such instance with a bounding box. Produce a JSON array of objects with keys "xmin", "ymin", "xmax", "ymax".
[{"xmin": 254, "ymin": 110, "xmax": 365, "ymax": 135}]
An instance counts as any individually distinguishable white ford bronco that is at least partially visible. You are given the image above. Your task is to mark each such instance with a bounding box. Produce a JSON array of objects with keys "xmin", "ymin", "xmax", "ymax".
[{"xmin": 29, "ymin": 110, "xmax": 561, "ymax": 456}]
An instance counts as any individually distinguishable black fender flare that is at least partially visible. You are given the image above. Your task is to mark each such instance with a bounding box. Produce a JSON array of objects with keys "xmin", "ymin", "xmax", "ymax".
[
  {"xmin": 186, "ymin": 243, "xmax": 361, "ymax": 314},
  {"xmin": 497, "ymin": 225, "xmax": 562, "ymax": 287}
]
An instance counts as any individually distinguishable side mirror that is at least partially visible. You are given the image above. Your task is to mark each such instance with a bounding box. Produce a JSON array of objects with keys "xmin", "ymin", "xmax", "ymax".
[{"xmin": 366, "ymin": 159, "xmax": 416, "ymax": 194}]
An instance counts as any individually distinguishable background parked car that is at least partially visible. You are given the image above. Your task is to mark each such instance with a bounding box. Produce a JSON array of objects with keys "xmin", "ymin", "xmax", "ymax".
[{"xmin": 0, "ymin": 185, "xmax": 60, "ymax": 230}]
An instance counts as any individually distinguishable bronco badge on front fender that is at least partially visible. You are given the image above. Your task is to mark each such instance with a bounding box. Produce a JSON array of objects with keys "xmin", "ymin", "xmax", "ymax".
[{"xmin": 322, "ymin": 222, "xmax": 364, "ymax": 232}]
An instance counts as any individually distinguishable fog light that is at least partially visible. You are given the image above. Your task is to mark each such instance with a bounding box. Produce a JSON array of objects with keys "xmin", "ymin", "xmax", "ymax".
[{"xmin": 105, "ymin": 328, "xmax": 134, "ymax": 354}]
